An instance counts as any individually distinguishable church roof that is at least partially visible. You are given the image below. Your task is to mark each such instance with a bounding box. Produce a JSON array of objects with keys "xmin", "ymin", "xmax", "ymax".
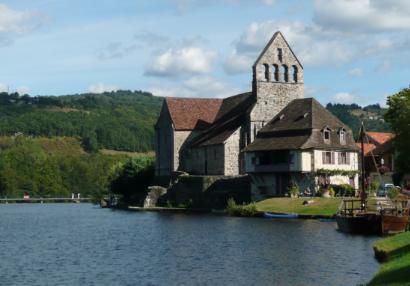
[
  {"xmin": 186, "ymin": 92, "xmax": 254, "ymax": 147},
  {"xmin": 165, "ymin": 97, "xmax": 223, "ymax": 130},
  {"xmin": 244, "ymin": 98, "xmax": 359, "ymax": 152}
]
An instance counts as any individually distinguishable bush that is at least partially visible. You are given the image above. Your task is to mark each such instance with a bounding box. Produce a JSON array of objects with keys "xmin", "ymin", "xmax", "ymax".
[
  {"xmin": 340, "ymin": 184, "xmax": 355, "ymax": 197},
  {"xmin": 226, "ymin": 198, "xmax": 258, "ymax": 217},
  {"xmin": 328, "ymin": 187, "xmax": 335, "ymax": 197},
  {"xmin": 387, "ymin": 187, "xmax": 400, "ymax": 199},
  {"xmin": 289, "ymin": 185, "xmax": 300, "ymax": 197}
]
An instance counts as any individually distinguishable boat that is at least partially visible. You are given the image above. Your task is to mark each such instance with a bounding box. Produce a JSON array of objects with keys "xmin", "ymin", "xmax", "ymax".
[
  {"xmin": 336, "ymin": 123, "xmax": 409, "ymax": 235},
  {"xmin": 263, "ymin": 212, "xmax": 298, "ymax": 219}
]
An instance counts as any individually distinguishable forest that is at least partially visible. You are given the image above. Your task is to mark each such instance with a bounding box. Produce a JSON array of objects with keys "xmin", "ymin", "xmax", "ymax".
[{"xmin": 0, "ymin": 90, "xmax": 163, "ymax": 152}]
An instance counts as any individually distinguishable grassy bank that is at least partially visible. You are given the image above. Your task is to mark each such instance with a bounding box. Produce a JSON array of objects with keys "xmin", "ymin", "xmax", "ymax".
[
  {"xmin": 369, "ymin": 231, "xmax": 410, "ymax": 286},
  {"xmin": 255, "ymin": 197, "xmax": 342, "ymax": 216}
]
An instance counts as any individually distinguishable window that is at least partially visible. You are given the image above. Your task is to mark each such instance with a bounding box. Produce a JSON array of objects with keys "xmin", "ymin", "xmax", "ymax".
[
  {"xmin": 323, "ymin": 127, "xmax": 331, "ymax": 143},
  {"xmin": 322, "ymin": 151, "xmax": 334, "ymax": 164},
  {"xmin": 280, "ymin": 64, "xmax": 288, "ymax": 82},
  {"xmin": 277, "ymin": 48, "xmax": 283, "ymax": 62},
  {"xmin": 292, "ymin": 65, "xmax": 298, "ymax": 83},
  {"xmin": 257, "ymin": 151, "xmax": 289, "ymax": 165},
  {"xmin": 272, "ymin": 64, "xmax": 279, "ymax": 81},
  {"xmin": 263, "ymin": 64, "xmax": 269, "ymax": 81},
  {"xmin": 339, "ymin": 129, "xmax": 346, "ymax": 144},
  {"xmin": 338, "ymin": 152, "xmax": 349, "ymax": 165}
]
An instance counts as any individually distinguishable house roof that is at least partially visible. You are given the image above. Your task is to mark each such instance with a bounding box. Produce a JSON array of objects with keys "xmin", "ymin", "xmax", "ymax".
[
  {"xmin": 244, "ymin": 98, "xmax": 359, "ymax": 152},
  {"xmin": 355, "ymin": 143, "xmax": 377, "ymax": 156},
  {"xmin": 165, "ymin": 97, "xmax": 223, "ymax": 130},
  {"xmin": 366, "ymin": 132, "xmax": 394, "ymax": 145}
]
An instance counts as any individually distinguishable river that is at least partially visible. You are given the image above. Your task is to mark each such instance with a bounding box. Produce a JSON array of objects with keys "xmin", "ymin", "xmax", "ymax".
[{"xmin": 0, "ymin": 203, "xmax": 379, "ymax": 286}]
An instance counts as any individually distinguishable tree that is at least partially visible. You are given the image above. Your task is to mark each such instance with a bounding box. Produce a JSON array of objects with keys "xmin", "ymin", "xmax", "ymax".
[{"xmin": 385, "ymin": 87, "xmax": 410, "ymax": 173}]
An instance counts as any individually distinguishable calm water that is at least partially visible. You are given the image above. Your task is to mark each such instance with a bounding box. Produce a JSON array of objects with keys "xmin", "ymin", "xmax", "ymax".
[{"xmin": 0, "ymin": 204, "xmax": 379, "ymax": 286}]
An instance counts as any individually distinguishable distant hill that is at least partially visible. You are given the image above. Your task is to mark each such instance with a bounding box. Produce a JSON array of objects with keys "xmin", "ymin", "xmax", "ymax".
[
  {"xmin": 0, "ymin": 90, "xmax": 390, "ymax": 151},
  {"xmin": 0, "ymin": 90, "xmax": 164, "ymax": 152},
  {"xmin": 326, "ymin": 103, "xmax": 391, "ymax": 137}
]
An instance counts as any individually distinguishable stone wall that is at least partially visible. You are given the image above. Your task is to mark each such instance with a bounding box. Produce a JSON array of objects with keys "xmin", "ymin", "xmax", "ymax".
[
  {"xmin": 158, "ymin": 175, "xmax": 251, "ymax": 209},
  {"xmin": 155, "ymin": 104, "xmax": 174, "ymax": 176},
  {"xmin": 173, "ymin": 130, "xmax": 192, "ymax": 171},
  {"xmin": 224, "ymin": 128, "xmax": 241, "ymax": 175}
]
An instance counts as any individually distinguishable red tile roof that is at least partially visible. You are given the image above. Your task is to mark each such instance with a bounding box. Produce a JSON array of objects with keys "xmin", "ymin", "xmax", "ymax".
[
  {"xmin": 366, "ymin": 132, "xmax": 394, "ymax": 145},
  {"xmin": 356, "ymin": 143, "xmax": 377, "ymax": 156},
  {"xmin": 166, "ymin": 97, "xmax": 223, "ymax": 130}
]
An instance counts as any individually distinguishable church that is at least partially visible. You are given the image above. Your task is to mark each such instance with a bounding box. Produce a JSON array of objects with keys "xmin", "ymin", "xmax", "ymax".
[{"xmin": 155, "ymin": 31, "xmax": 359, "ymax": 198}]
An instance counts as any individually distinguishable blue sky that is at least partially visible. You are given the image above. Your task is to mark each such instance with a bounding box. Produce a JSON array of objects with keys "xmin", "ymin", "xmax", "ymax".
[{"xmin": 1, "ymin": 0, "xmax": 410, "ymax": 106}]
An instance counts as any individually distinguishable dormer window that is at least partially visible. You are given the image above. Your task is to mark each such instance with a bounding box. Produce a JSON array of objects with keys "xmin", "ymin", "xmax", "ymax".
[
  {"xmin": 323, "ymin": 127, "xmax": 331, "ymax": 143},
  {"xmin": 339, "ymin": 128, "xmax": 346, "ymax": 145}
]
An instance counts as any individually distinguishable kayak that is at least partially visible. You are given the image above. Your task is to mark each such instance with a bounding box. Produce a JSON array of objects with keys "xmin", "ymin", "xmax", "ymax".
[{"xmin": 263, "ymin": 212, "xmax": 298, "ymax": 219}]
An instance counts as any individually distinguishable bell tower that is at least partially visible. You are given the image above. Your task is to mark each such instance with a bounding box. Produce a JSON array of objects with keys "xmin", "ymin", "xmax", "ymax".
[{"xmin": 249, "ymin": 31, "xmax": 304, "ymax": 141}]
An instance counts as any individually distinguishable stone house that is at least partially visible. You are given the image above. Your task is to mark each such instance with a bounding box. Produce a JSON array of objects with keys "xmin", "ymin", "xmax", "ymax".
[
  {"xmin": 155, "ymin": 31, "xmax": 304, "ymax": 179},
  {"xmin": 243, "ymin": 98, "xmax": 360, "ymax": 200}
]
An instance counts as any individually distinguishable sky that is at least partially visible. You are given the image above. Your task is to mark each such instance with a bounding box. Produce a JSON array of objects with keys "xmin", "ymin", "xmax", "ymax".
[{"xmin": 1, "ymin": 0, "xmax": 410, "ymax": 106}]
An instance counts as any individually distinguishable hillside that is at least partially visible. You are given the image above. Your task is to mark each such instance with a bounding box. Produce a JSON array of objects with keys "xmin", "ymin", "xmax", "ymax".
[
  {"xmin": 0, "ymin": 90, "xmax": 163, "ymax": 152},
  {"xmin": 0, "ymin": 91, "xmax": 390, "ymax": 152},
  {"xmin": 326, "ymin": 103, "xmax": 391, "ymax": 137}
]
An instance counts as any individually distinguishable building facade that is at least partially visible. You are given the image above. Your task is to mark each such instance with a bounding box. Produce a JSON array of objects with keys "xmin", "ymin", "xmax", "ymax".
[{"xmin": 155, "ymin": 31, "xmax": 303, "ymax": 178}]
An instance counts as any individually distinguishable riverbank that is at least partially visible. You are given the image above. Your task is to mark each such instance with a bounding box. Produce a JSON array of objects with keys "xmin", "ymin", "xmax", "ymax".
[
  {"xmin": 369, "ymin": 231, "xmax": 410, "ymax": 286},
  {"xmin": 255, "ymin": 197, "xmax": 342, "ymax": 216}
]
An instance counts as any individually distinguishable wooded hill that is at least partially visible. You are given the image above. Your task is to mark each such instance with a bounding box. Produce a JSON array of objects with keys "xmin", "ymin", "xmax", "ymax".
[
  {"xmin": 0, "ymin": 91, "xmax": 390, "ymax": 152},
  {"xmin": 326, "ymin": 103, "xmax": 391, "ymax": 137},
  {"xmin": 0, "ymin": 90, "xmax": 163, "ymax": 152}
]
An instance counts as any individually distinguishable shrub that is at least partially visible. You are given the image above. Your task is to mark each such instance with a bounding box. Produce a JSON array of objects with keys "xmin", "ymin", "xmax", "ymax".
[
  {"xmin": 328, "ymin": 187, "xmax": 335, "ymax": 197},
  {"xmin": 226, "ymin": 198, "xmax": 258, "ymax": 217},
  {"xmin": 340, "ymin": 184, "xmax": 355, "ymax": 197},
  {"xmin": 289, "ymin": 185, "xmax": 300, "ymax": 197},
  {"xmin": 387, "ymin": 187, "xmax": 400, "ymax": 199}
]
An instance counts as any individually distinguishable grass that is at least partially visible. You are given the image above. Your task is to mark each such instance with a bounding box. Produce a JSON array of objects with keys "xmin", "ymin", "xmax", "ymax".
[
  {"xmin": 255, "ymin": 197, "xmax": 342, "ymax": 216},
  {"xmin": 369, "ymin": 231, "xmax": 410, "ymax": 286}
]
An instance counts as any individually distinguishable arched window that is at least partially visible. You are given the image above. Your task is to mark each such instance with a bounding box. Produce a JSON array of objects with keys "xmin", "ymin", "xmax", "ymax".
[
  {"xmin": 272, "ymin": 64, "xmax": 279, "ymax": 82},
  {"xmin": 292, "ymin": 65, "xmax": 298, "ymax": 83},
  {"xmin": 263, "ymin": 64, "xmax": 269, "ymax": 81},
  {"xmin": 280, "ymin": 65, "xmax": 288, "ymax": 82},
  {"xmin": 277, "ymin": 48, "xmax": 283, "ymax": 62}
]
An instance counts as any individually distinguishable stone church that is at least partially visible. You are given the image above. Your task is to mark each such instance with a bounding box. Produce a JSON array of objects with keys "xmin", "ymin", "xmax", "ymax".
[{"xmin": 154, "ymin": 31, "xmax": 304, "ymax": 178}]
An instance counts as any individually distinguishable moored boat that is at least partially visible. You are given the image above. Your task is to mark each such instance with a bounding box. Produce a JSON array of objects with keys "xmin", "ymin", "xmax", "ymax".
[{"xmin": 263, "ymin": 212, "xmax": 298, "ymax": 219}]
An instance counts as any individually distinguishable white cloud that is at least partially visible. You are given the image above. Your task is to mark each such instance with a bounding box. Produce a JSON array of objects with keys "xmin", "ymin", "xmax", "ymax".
[
  {"xmin": 88, "ymin": 83, "xmax": 119, "ymax": 94},
  {"xmin": 313, "ymin": 0, "xmax": 410, "ymax": 33},
  {"xmin": 145, "ymin": 47, "xmax": 216, "ymax": 78},
  {"xmin": 16, "ymin": 86, "xmax": 30, "ymax": 95},
  {"xmin": 149, "ymin": 76, "xmax": 240, "ymax": 98},
  {"xmin": 376, "ymin": 59, "xmax": 391, "ymax": 73},
  {"xmin": 171, "ymin": 0, "xmax": 276, "ymax": 13},
  {"xmin": 348, "ymin": 68, "xmax": 363, "ymax": 77},
  {"xmin": 0, "ymin": 83, "xmax": 9, "ymax": 93},
  {"xmin": 331, "ymin": 92, "xmax": 358, "ymax": 104}
]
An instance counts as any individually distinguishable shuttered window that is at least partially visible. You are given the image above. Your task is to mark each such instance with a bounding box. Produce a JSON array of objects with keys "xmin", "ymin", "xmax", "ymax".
[
  {"xmin": 338, "ymin": 152, "xmax": 350, "ymax": 165},
  {"xmin": 322, "ymin": 151, "xmax": 334, "ymax": 164}
]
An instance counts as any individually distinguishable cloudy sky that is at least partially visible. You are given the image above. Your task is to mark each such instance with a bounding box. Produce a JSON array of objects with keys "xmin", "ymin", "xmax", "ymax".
[{"xmin": 1, "ymin": 0, "xmax": 410, "ymax": 106}]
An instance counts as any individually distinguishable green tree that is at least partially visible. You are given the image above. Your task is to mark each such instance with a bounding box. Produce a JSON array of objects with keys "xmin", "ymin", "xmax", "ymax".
[{"xmin": 385, "ymin": 87, "xmax": 410, "ymax": 173}]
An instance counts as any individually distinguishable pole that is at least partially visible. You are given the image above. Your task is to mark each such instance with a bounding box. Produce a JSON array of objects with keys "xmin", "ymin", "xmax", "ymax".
[{"xmin": 360, "ymin": 122, "xmax": 366, "ymax": 210}]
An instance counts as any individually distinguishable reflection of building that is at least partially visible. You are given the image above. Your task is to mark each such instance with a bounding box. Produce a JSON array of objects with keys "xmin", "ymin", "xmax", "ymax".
[
  {"xmin": 155, "ymin": 32, "xmax": 304, "ymax": 178},
  {"xmin": 358, "ymin": 132, "xmax": 395, "ymax": 183},
  {"xmin": 243, "ymin": 98, "xmax": 359, "ymax": 200}
]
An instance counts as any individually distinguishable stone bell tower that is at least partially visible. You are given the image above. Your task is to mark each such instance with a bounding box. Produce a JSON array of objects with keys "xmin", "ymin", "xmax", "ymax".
[{"xmin": 249, "ymin": 31, "xmax": 304, "ymax": 141}]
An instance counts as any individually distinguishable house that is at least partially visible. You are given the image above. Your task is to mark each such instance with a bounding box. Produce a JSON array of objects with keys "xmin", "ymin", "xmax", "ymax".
[
  {"xmin": 243, "ymin": 98, "xmax": 359, "ymax": 200},
  {"xmin": 155, "ymin": 31, "xmax": 304, "ymax": 179},
  {"xmin": 357, "ymin": 131, "xmax": 395, "ymax": 184}
]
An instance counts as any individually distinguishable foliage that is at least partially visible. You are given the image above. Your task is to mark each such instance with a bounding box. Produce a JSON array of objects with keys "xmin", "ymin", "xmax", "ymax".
[
  {"xmin": 328, "ymin": 186, "xmax": 335, "ymax": 197},
  {"xmin": 315, "ymin": 168, "xmax": 359, "ymax": 177},
  {"xmin": 0, "ymin": 90, "xmax": 163, "ymax": 152},
  {"xmin": 385, "ymin": 87, "xmax": 410, "ymax": 173},
  {"xmin": 369, "ymin": 181, "xmax": 380, "ymax": 191},
  {"xmin": 226, "ymin": 198, "xmax": 258, "ymax": 217},
  {"xmin": 109, "ymin": 155, "xmax": 155, "ymax": 204},
  {"xmin": 288, "ymin": 185, "xmax": 300, "ymax": 197},
  {"xmin": 326, "ymin": 103, "xmax": 391, "ymax": 138},
  {"xmin": 387, "ymin": 187, "xmax": 400, "ymax": 199},
  {"xmin": 0, "ymin": 136, "xmax": 128, "ymax": 200}
]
